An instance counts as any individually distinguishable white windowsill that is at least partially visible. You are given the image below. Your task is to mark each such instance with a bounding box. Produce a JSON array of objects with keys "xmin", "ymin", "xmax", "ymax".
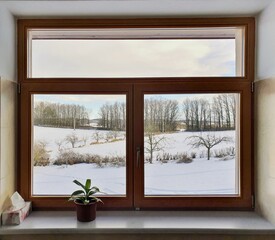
[{"xmin": 1, "ymin": 211, "xmax": 275, "ymax": 235}]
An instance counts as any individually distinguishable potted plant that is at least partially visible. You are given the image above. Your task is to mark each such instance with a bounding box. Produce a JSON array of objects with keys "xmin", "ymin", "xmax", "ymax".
[{"xmin": 69, "ymin": 179, "xmax": 103, "ymax": 222}]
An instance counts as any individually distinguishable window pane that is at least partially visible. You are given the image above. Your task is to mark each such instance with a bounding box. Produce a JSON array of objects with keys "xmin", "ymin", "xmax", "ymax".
[
  {"xmin": 144, "ymin": 93, "xmax": 240, "ymax": 196},
  {"xmin": 29, "ymin": 28, "xmax": 244, "ymax": 78},
  {"xmin": 32, "ymin": 94, "xmax": 127, "ymax": 196}
]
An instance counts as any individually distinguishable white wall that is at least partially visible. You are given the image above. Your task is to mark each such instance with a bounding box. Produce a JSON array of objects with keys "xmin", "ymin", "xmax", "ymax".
[
  {"xmin": 0, "ymin": 6, "xmax": 16, "ymax": 81},
  {"xmin": 257, "ymin": 1, "xmax": 275, "ymax": 80},
  {"xmin": 255, "ymin": 0, "xmax": 275, "ymax": 226},
  {"xmin": 0, "ymin": 5, "xmax": 16, "ymax": 213}
]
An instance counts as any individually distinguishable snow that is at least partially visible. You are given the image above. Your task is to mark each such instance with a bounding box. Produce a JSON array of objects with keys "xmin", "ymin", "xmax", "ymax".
[
  {"xmin": 145, "ymin": 158, "xmax": 237, "ymax": 195},
  {"xmin": 33, "ymin": 126, "xmax": 238, "ymax": 196},
  {"xmin": 34, "ymin": 126, "xmax": 126, "ymax": 159},
  {"xmin": 33, "ymin": 164, "xmax": 126, "ymax": 195}
]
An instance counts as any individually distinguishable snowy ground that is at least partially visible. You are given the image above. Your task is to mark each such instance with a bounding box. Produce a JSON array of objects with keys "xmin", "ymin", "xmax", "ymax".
[
  {"xmin": 33, "ymin": 126, "xmax": 238, "ymax": 196},
  {"xmin": 34, "ymin": 126, "xmax": 126, "ymax": 159}
]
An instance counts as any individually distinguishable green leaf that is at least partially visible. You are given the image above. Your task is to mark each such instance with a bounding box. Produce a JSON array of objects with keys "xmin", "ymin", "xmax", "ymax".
[
  {"xmin": 85, "ymin": 179, "xmax": 91, "ymax": 191},
  {"xmin": 73, "ymin": 180, "xmax": 85, "ymax": 190},
  {"xmin": 88, "ymin": 191, "xmax": 99, "ymax": 197},
  {"xmin": 90, "ymin": 186, "xmax": 100, "ymax": 192},
  {"xmin": 71, "ymin": 190, "xmax": 85, "ymax": 197}
]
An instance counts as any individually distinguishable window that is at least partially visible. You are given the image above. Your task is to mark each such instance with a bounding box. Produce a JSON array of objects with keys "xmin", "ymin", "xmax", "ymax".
[{"xmin": 18, "ymin": 18, "xmax": 254, "ymax": 210}]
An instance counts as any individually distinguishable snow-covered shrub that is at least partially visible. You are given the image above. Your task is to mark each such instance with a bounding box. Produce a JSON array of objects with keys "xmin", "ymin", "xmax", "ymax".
[
  {"xmin": 85, "ymin": 154, "xmax": 102, "ymax": 165},
  {"xmin": 159, "ymin": 153, "xmax": 172, "ymax": 163},
  {"xmin": 33, "ymin": 141, "xmax": 50, "ymax": 166},
  {"xmin": 108, "ymin": 155, "xmax": 126, "ymax": 167},
  {"xmin": 190, "ymin": 152, "xmax": 197, "ymax": 159},
  {"xmin": 155, "ymin": 152, "xmax": 193, "ymax": 164},
  {"xmin": 176, "ymin": 153, "xmax": 193, "ymax": 164},
  {"xmin": 53, "ymin": 150, "xmax": 126, "ymax": 167},
  {"xmin": 54, "ymin": 150, "xmax": 84, "ymax": 165},
  {"xmin": 213, "ymin": 147, "xmax": 235, "ymax": 159}
]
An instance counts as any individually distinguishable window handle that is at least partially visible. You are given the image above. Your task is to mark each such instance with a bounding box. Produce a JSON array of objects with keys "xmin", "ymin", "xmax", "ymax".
[{"xmin": 136, "ymin": 147, "xmax": 141, "ymax": 168}]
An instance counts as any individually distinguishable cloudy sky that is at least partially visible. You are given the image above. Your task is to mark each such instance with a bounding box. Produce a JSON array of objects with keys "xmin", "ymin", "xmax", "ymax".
[
  {"xmin": 33, "ymin": 38, "xmax": 237, "ymax": 118},
  {"xmin": 32, "ymin": 39, "xmax": 236, "ymax": 78}
]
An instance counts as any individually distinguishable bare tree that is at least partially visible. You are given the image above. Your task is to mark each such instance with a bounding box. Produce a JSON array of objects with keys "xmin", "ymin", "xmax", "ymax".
[
  {"xmin": 228, "ymin": 94, "xmax": 236, "ymax": 128},
  {"xmin": 65, "ymin": 132, "xmax": 79, "ymax": 148},
  {"xmin": 187, "ymin": 134, "xmax": 231, "ymax": 160},
  {"xmin": 92, "ymin": 131, "xmax": 102, "ymax": 143},
  {"xmin": 144, "ymin": 97, "xmax": 179, "ymax": 133},
  {"xmin": 104, "ymin": 132, "xmax": 113, "ymax": 142},
  {"xmin": 34, "ymin": 101, "xmax": 89, "ymax": 129},
  {"xmin": 111, "ymin": 129, "xmax": 119, "ymax": 140},
  {"xmin": 82, "ymin": 135, "xmax": 88, "ymax": 146},
  {"xmin": 55, "ymin": 139, "xmax": 64, "ymax": 151},
  {"xmin": 145, "ymin": 126, "xmax": 167, "ymax": 164},
  {"xmin": 98, "ymin": 102, "xmax": 126, "ymax": 131}
]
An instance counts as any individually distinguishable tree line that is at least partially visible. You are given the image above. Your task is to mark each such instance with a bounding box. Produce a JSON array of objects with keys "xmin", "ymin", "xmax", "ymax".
[
  {"xmin": 34, "ymin": 101, "xmax": 89, "ymax": 129},
  {"xmin": 144, "ymin": 98, "xmax": 179, "ymax": 133},
  {"xmin": 98, "ymin": 102, "xmax": 126, "ymax": 131},
  {"xmin": 34, "ymin": 94, "xmax": 236, "ymax": 132},
  {"xmin": 182, "ymin": 94, "xmax": 236, "ymax": 131}
]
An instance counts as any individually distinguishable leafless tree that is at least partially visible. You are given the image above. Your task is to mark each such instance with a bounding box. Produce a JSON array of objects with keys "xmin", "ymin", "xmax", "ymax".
[
  {"xmin": 228, "ymin": 94, "xmax": 236, "ymax": 128},
  {"xmin": 82, "ymin": 135, "xmax": 88, "ymax": 146},
  {"xmin": 104, "ymin": 132, "xmax": 113, "ymax": 142},
  {"xmin": 145, "ymin": 126, "xmax": 167, "ymax": 164},
  {"xmin": 98, "ymin": 102, "xmax": 126, "ymax": 131},
  {"xmin": 92, "ymin": 131, "xmax": 102, "ymax": 143},
  {"xmin": 65, "ymin": 132, "xmax": 79, "ymax": 148},
  {"xmin": 34, "ymin": 101, "xmax": 89, "ymax": 129},
  {"xmin": 183, "ymin": 94, "xmax": 236, "ymax": 131},
  {"xmin": 144, "ymin": 97, "xmax": 179, "ymax": 133},
  {"xmin": 111, "ymin": 129, "xmax": 119, "ymax": 140},
  {"xmin": 187, "ymin": 134, "xmax": 232, "ymax": 160},
  {"xmin": 55, "ymin": 139, "xmax": 64, "ymax": 151}
]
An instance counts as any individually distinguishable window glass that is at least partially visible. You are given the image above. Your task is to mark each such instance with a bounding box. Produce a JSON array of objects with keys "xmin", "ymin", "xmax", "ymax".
[
  {"xmin": 28, "ymin": 28, "xmax": 244, "ymax": 78},
  {"xmin": 144, "ymin": 93, "xmax": 240, "ymax": 196},
  {"xmin": 32, "ymin": 94, "xmax": 127, "ymax": 196}
]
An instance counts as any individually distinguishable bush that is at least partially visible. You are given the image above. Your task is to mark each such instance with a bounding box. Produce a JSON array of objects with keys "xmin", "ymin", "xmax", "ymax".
[
  {"xmin": 213, "ymin": 147, "xmax": 235, "ymax": 159},
  {"xmin": 154, "ymin": 152, "xmax": 193, "ymax": 164},
  {"xmin": 53, "ymin": 150, "xmax": 84, "ymax": 165},
  {"xmin": 176, "ymin": 153, "xmax": 193, "ymax": 164},
  {"xmin": 53, "ymin": 150, "xmax": 126, "ymax": 167},
  {"xmin": 33, "ymin": 141, "xmax": 50, "ymax": 166}
]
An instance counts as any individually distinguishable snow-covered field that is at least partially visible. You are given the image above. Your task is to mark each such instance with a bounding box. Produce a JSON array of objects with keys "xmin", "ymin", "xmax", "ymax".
[
  {"xmin": 33, "ymin": 126, "xmax": 238, "ymax": 196},
  {"xmin": 34, "ymin": 126, "xmax": 126, "ymax": 159}
]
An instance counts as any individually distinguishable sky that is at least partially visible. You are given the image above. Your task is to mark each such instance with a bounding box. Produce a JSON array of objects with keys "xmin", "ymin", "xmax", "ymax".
[
  {"xmin": 31, "ymin": 39, "xmax": 236, "ymax": 78},
  {"xmin": 33, "ymin": 37, "xmax": 237, "ymax": 118}
]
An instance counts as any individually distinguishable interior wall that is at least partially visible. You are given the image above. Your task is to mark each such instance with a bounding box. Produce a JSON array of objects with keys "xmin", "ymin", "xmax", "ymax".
[
  {"xmin": 255, "ymin": 0, "xmax": 275, "ymax": 225},
  {"xmin": 0, "ymin": 5, "xmax": 17, "ymax": 214},
  {"xmin": 0, "ymin": 0, "xmax": 274, "ymax": 225}
]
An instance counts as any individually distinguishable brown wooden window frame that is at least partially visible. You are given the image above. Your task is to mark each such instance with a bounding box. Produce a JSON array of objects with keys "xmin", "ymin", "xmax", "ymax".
[{"xmin": 18, "ymin": 18, "xmax": 254, "ymax": 210}]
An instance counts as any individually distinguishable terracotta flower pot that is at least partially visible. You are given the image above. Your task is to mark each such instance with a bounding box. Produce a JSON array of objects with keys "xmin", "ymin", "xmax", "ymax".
[{"xmin": 75, "ymin": 201, "xmax": 97, "ymax": 222}]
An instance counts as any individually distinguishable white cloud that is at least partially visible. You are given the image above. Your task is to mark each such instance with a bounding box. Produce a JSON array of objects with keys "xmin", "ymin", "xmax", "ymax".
[{"xmin": 32, "ymin": 39, "xmax": 236, "ymax": 77}]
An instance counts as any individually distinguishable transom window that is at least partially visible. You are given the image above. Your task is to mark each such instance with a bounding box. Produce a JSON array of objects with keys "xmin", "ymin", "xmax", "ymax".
[{"xmin": 18, "ymin": 18, "xmax": 254, "ymax": 210}]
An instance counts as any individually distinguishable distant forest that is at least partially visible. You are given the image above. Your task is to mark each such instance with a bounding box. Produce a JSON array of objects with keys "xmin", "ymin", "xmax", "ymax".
[
  {"xmin": 34, "ymin": 102, "xmax": 89, "ymax": 129},
  {"xmin": 145, "ymin": 94, "xmax": 236, "ymax": 132},
  {"xmin": 34, "ymin": 94, "xmax": 236, "ymax": 132}
]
